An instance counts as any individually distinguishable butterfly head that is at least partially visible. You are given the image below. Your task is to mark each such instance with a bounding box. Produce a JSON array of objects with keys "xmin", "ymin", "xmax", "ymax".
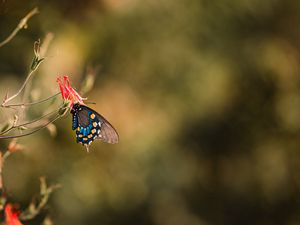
[{"xmin": 71, "ymin": 103, "xmax": 82, "ymax": 114}]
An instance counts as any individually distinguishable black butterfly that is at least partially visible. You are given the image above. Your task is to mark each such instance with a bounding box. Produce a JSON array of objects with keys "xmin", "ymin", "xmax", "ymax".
[{"xmin": 71, "ymin": 103, "xmax": 119, "ymax": 150}]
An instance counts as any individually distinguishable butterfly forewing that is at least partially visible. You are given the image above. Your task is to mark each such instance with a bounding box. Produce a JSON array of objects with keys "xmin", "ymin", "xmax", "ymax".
[
  {"xmin": 93, "ymin": 111, "xmax": 119, "ymax": 144},
  {"xmin": 77, "ymin": 108, "xmax": 91, "ymax": 127},
  {"xmin": 71, "ymin": 103, "xmax": 119, "ymax": 146}
]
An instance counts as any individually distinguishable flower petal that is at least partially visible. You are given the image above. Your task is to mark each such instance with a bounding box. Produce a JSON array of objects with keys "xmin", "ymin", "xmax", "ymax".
[
  {"xmin": 57, "ymin": 75, "xmax": 85, "ymax": 107},
  {"xmin": 5, "ymin": 204, "xmax": 23, "ymax": 225}
]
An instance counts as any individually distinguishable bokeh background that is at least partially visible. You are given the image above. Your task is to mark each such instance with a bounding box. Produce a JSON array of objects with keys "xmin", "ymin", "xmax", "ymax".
[{"xmin": 1, "ymin": 0, "xmax": 300, "ymax": 225}]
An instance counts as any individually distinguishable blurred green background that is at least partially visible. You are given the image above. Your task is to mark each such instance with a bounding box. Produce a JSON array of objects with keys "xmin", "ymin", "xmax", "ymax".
[{"xmin": 1, "ymin": 0, "xmax": 300, "ymax": 224}]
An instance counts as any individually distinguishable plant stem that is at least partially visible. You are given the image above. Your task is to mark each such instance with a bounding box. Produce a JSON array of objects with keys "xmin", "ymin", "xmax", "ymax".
[
  {"xmin": 0, "ymin": 115, "xmax": 61, "ymax": 139},
  {"xmin": 2, "ymin": 70, "xmax": 36, "ymax": 106},
  {"xmin": 0, "ymin": 8, "xmax": 39, "ymax": 48},
  {"xmin": 3, "ymin": 92, "xmax": 60, "ymax": 108},
  {"xmin": 0, "ymin": 107, "xmax": 62, "ymax": 135}
]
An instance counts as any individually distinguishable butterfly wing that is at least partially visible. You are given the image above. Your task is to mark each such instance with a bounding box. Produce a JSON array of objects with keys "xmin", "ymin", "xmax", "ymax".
[
  {"xmin": 72, "ymin": 104, "xmax": 119, "ymax": 145},
  {"xmin": 92, "ymin": 110, "xmax": 119, "ymax": 144},
  {"xmin": 72, "ymin": 113, "xmax": 79, "ymax": 130}
]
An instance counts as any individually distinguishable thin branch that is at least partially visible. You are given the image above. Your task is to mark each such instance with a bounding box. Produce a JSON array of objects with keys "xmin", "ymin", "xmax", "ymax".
[
  {"xmin": 20, "ymin": 177, "xmax": 61, "ymax": 221},
  {"xmin": 22, "ymin": 33, "xmax": 54, "ymax": 103},
  {"xmin": 0, "ymin": 125, "xmax": 14, "ymax": 136},
  {"xmin": 21, "ymin": 108, "xmax": 61, "ymax": 126},
  {"xmin": 0, "ymin": 8, "xmax": 39, "ymax": 48},
  {"xmin": 1, "ymin": 35, "xmax": 52, "ymax": 107},
  {"xmin": 3, "ymin": 92, "xmax": 60, "ymax": 108},
  {"xmin": 0, "ymin": 107, "xmax": 62, "ymax": 135},
  {"xmin": 0, "ymin": 115, "xmax": 61, "ymax": 139},
  {"xmin": 1, "ymin": 70, "xmax": 35, "ymax": 106}
]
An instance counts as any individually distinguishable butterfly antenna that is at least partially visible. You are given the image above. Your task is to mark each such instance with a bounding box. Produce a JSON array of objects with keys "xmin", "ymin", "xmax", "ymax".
[{"xmin": 85, "ymin": 102, "xmax": 96, "ymax": 105}]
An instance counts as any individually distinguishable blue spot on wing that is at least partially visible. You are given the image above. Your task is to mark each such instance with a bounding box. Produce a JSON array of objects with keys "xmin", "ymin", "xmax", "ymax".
[{"xmin": 72, "ymin": 107, "xmax": 102, "ymax": 146}]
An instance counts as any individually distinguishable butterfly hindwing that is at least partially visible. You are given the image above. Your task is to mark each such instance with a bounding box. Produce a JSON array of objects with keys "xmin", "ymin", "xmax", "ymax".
[{"xmin": 71, "ymin": 103, "xmax": 119, "ymax": 147}]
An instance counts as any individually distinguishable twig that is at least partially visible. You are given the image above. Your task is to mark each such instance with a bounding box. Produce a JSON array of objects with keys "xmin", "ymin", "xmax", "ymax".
[
  {"xmin": 22, "ymin": 33, "xmax": 54, "ymax": 103},
  {"xmin": 2, "ymin": 35, "xmax": 52, "ymax": 107},
  {"xmin": 2, "ymin": 70, "xmax": 35, "ymax": 106},
  {"xmin": 0, "ymin": 106, "xmax": 64, "ymax": 135},
  {"xmin": 3, "ymin": 92, "xmax": 60, "ymax": 108},
  {"xmin": 0, "ymin": 115, "xmax": 62, "ymax": 139},
  {"xmin": 0, "ymin": 8, "xmax": 39, "ymax": 48},
  {"xmin": 20, "ymin": 177, "xmax": 61, "ymax": 221}
]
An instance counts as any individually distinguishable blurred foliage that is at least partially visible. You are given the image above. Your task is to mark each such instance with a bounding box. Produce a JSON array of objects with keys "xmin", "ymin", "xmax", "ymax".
[{"xmin": 1, "ymin": 0, "xmax": 300, "ymax": 225}]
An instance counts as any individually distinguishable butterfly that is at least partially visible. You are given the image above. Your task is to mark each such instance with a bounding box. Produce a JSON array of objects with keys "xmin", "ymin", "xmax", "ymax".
[{"xmin": 71, "ymin": 103, "xmax": 119, "ymax": 150}]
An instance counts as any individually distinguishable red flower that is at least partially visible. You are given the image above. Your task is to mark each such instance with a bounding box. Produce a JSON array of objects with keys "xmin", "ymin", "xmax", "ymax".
[
  {"xmin": 57, "ymin": 75, "xmax": 85, "ymax": 107},
  {"xmin": 5, "ymin": 204, "xmax": 23, "ymax": 225}
]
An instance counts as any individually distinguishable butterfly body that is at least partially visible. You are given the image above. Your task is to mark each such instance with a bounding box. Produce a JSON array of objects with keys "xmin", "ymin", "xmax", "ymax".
[{"xmin": 71, "ymin": 103, "xmax": 118, "ymax": 148}]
